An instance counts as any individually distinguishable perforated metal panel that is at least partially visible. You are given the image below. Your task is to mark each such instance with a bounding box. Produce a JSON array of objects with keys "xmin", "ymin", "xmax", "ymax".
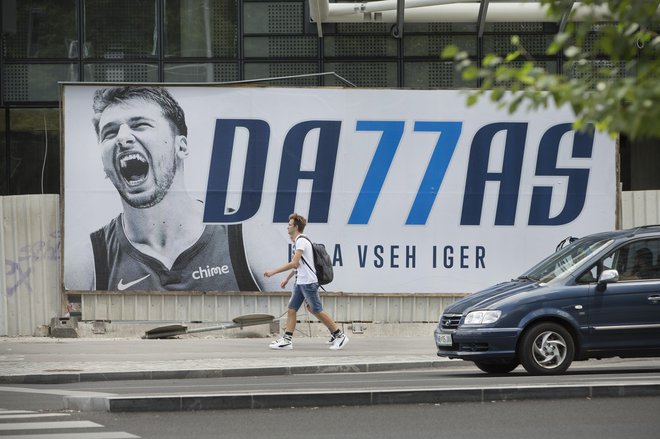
[
  {"xmin": 83, "ymin": 63, "xmax": 159, "ymax": 82},
  {"xmin": 3, "ymin": 64, "xmax": 77, "ymax": 102},
  {"xmin": 212, "ymin": 0, "xmax": 238, "ymax": 57},
  {"xmin": 567, "ymin": 60, "xmax": 628, "ymax": 81},
  {"xmin": 335, "ymin": 23, "xmax": 390, "ymax": 34},
  {"xmin": 324, "ymin": 36, "xmax": 397, "ymax": 57},
  {"xmin": 323, "ymin": 62, "xmax": 397, "ymax": 87},
  {"xmin": 244, "ymin": 62, "xmax": 320, "ymax": 86},
  {"xmin": 406, "ymin": 22, "xmax": 478, "ymax": 33},
  {"xmin": 3, "ymin": 65, "xmax": 28, "ymax": 101},
  {"xmin": 244, "ymin": 36, "xmax": 318, "ymax": 58},
  {"xmin": 243, "ymin": 1, "xmax": 303, "ymax": 34},
  {"xmin": 483, "ymin": 34, "xmax": 554, "ymax": 56},
  {"xmin": 404, "ymin": 35, "xmax": 477, "ymax": 57},
  {"xmin": 404, "ymin": 61, "xmax": 474, "ymax": 89},
  {"xmin": 484, "ymin": 22, "xmax": 545, "ymax": 33}
]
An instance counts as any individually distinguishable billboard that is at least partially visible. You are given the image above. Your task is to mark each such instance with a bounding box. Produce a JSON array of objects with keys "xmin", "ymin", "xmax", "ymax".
[{"xmin": 62, "ymin": 85, "xmax": 616, "ymax": 293}]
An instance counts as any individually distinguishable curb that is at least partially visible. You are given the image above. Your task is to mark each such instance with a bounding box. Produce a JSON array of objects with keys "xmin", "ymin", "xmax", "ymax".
[
  {"xmin": 64, "ymin": 382, "xmax": 660, "ymax": 412},
  {"xmin": 0, "ymin": 359, "xmax": 463, "ymax": 385}
]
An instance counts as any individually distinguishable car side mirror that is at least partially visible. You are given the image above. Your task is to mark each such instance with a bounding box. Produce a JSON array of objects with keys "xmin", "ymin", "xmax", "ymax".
[{"xmin": 598, "ymin": 269, "xmax": 619, "ymax": 285}]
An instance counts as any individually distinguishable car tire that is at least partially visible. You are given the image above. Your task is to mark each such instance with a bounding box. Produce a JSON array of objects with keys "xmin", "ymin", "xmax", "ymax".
[
  {"xmin": 519, "ymin": 322, "xmax": 575, "ymax": 375},
  {"xmin": 474, "ymin": 360, "xmax": 519, "ymax": 374}
]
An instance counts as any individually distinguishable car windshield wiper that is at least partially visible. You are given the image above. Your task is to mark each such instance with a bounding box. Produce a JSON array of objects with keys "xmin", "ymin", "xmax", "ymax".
[{"xmin": 516, "ymin": 275, "xmax": 539, "ymax": 282}]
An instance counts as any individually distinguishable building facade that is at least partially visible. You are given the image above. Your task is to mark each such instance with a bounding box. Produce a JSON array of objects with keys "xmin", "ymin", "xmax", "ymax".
[{"xmin": 1, "ymin": 0, "xmax": 658, "ymax": 195}]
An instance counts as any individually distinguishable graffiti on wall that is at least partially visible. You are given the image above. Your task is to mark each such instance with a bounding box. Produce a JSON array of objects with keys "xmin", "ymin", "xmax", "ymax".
[{"xmin": 4, "ymin": 231, "xmax": 61, "ymax": 296}]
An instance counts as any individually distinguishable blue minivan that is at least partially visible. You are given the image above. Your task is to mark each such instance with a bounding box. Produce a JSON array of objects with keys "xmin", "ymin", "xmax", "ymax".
[{"xmin": 434, "ymin": 226, "xmax": 660, "ymax": 375}]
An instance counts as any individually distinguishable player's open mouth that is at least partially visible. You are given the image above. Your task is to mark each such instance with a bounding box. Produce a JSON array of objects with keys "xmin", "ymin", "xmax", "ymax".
[{"xmin": 119, "ymin": 153, "xmax": 149, "ymax": 186}]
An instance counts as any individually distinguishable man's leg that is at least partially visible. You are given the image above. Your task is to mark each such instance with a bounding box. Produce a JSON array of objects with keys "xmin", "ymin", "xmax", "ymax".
[
  {"xmin": 313, "ymin": 310, "xmax": 338, "ymax": 333},
  {"xmin": 302, "ymin": 283, "xmax": 349, "ymax": 350},
  {"xmin": 285, "ymin": 307, "xmax": 297, "ymax": 333}
]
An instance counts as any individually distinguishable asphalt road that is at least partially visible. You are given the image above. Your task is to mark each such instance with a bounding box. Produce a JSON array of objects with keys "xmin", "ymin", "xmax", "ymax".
[
  {"xmin": 1, "ymin": 357, "xmax": 659, "ymax": 413},
  {"xmin": 2, "ymin": 397, "xmax": 659, "ymax": 439}
]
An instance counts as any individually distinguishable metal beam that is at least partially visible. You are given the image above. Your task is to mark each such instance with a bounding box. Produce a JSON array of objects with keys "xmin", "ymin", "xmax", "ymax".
[
  {"xmin": 477, "ymin": 0, "xmax": 490, "ymax": 38},
  {"xmin": 559, "ymin": 1, "xmax": 576, "ymax": 33}
]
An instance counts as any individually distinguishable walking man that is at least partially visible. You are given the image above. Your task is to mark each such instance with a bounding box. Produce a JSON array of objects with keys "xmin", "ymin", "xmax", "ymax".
[{"xmin": 264, "ymin": 213, "xmax": 348, "ymax": 350}]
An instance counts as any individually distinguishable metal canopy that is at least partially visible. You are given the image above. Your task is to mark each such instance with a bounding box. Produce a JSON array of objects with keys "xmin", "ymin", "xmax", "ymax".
[{"xmin": 307, "ymin": 0, "xmax": 624, "ymax": 37}]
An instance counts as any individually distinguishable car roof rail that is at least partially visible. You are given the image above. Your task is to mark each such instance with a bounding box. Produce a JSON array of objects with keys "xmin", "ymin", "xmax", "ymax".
[{"xmin": 630, "ymin": 224, "xmax": 660, "ymax": 235}]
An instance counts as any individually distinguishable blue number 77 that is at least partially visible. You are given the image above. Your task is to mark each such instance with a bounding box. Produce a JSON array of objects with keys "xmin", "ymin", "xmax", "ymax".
[{"xmin": 348, "ymin": 121, "xmax": 462, "ymax": 225}]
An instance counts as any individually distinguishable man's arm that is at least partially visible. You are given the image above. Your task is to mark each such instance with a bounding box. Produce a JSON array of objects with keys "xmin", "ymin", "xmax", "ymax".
[
  {"xmin": 264, "ymin": 249, "xmax": 303, "ymax": 278},
  {"xmin": 64, "ymin": 239, "xmax": 96, "ymax": 290}
]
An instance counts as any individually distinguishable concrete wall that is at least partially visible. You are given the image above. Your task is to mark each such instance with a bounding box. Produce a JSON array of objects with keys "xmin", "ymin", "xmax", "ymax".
[{"xmin": 0, "ymin": 195, "xmax": 61, "ymax": 336}]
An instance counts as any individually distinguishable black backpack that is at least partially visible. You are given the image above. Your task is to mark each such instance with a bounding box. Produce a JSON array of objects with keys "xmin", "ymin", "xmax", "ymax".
[{"xmin": 299, "ymin": 235, "xmax": 334, "ymax": 286}]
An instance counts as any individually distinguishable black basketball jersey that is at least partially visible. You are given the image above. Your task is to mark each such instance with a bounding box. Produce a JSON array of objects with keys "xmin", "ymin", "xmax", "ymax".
[{"xmin": 90, "ymin": 215, "xmax": 246, "ymax": 291}]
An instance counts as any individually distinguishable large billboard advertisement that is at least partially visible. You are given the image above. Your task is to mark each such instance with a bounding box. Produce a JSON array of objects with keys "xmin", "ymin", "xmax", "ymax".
[{"xmin": 62, "ymin": 85, "xmax": 616, "ymax": 293}]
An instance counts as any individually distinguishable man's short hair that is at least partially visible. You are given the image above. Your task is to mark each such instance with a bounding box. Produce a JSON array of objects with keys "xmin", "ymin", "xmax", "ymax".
[
  {"xmin": 289, "ymin": 213, "xmax": 307, "ymax": 232},
  {"xmin": 92, "ymin": 86, "xmax": 187, "ymax": 138}
]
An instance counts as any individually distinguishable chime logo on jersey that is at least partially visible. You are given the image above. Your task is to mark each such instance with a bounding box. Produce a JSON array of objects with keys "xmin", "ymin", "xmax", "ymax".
[{"xmin": 192, "ymin": 264, "xmax": 230, "ymax": 280}]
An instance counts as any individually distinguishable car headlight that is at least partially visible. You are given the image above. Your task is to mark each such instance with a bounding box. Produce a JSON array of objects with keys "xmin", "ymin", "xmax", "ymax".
[{"xmin": 463, "ymin": 310, "xmax": 501, "ymax": 325}]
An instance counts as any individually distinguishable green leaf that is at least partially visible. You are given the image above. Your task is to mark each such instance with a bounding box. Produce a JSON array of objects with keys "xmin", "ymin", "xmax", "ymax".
[{"xmin": 441, "ymin": 45, "xmax": 459, "ymax": 59}]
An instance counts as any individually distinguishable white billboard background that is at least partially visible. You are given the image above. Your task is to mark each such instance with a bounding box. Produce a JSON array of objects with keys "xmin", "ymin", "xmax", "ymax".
[{"xmin": 63, "ymin": 85, "xmax": 616, "ymax": 293}]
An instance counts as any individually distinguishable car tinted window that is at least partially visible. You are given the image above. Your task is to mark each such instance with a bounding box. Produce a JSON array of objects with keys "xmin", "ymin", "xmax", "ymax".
[
  {"xmin": 577, "ymin": 252, "xmax": 616, "ymax": 284},
  {"xmin": 577, "ymin": 237, "xmax": 660, "ymax": 283},
  {"xmin": 614, "ymin": 238, "xmax": 660, "ymax": 281},
  {"xmin": 521, "ymin": 238, "xmax": 613, "ymax": 283}
]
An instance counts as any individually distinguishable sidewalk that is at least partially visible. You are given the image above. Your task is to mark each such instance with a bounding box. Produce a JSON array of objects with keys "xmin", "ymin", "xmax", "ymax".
[{"xmin": 0, "ymin": 334, "xmax": 460, "ymax": 384}]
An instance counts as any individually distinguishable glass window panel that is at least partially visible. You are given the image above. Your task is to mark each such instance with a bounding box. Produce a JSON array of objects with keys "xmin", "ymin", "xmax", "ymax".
[
  {"xmin": 164, "ymin": 0, "xmax": 237, "ymax": 58},
  {"xmin": 3, "ymin": 64, "xmax": 78, "ymax": 102},
  {"xmin": 244, "ymin": 36, "xmax": 318, "ymax": 58},
  {"xmin": 0, "ymin": 110, "xmax": 6, "ymax": 195},
  {"xmin": 84, "ymin": 0, "xmax": 158, "ymax": 59},
  {"xmin": 404, "ymin": 62, "xmax": 477, "ymax": 89},
  {"xmin": 83, "ymin": 63, "xmax": 159, "ymax": 82},
  {"xmin": 404, "ymin": 35, "xmax": 477, "ymax": 57},
  {"xmin": 324, "ymin": 36, "xmax": 397, "ymax": 57},
  {"xmin": 8, "ymin": 109, "xmax": 60, "ymax": 195},
  {"xmin": 244, "ymin": 63, "xmax": 320, "ymax": 86},
  {"xmin": 243, "ymin": 2, "xmax": 303, "ymax": 35},
  {"xmin": 323, "ymin": 63, "xmax": 398, "ymax": 88},
  {"xmin": 3, "ymin": 0, "xmax": 77, "ymax": 59},
  {"xmin": 164, "ymin": 63, "xmax": 239, "ymax": 82}
]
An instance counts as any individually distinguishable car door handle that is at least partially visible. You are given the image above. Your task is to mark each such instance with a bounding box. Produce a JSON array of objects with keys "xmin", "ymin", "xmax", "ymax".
[{"xmin": 648, "ymin": 295, "xmax": 660, "ymax": 303}]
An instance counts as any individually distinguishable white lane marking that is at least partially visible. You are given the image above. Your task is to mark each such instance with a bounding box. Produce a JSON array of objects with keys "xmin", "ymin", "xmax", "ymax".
[
  {"xmin": 0, "ymin": 420, "xmax": 102, "ymax": 430},
  {"xmin": 0, "ymin": 433, "xmax": 140, "ymax": 439},
  {"xmin": 0, "ymin": 413, "xmax": 70, "ymax": 419},
  {"xmin": 0, "ymin": 386, "xmax": 114, "ymax": 397}
]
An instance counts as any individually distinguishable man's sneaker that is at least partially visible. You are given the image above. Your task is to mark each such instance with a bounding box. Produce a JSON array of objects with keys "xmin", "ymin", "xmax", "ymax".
[
  {"xmin": 329, "ymin": 333, "xmax": 349, "ymax": 350},
  {"xmin": 325, "ymin": 333, "xmax": 337, "ymax": 344},
  {"xmin": 269, "ymin": 337, "xmax": 293, "ymax": 350}
]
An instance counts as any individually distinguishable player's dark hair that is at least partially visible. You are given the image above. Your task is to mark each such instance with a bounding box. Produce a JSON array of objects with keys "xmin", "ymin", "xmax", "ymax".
[{"xmin": 92, "ymin": 87, "xmax": 187, "ymax": 138}]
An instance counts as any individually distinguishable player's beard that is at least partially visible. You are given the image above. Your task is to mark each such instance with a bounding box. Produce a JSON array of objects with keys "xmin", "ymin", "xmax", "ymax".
[{"xmin": 113, "ymin": 157, "xmax": 177, "ymax": 209}]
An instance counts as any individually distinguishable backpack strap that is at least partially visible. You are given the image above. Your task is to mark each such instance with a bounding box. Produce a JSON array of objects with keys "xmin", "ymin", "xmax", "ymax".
[
  {"xmin": 297, "ymin": 235, "xmax": 326, "ymax": 292},
  {"xmin": 297, "ymin": 235, "xmax": 315, "ymax": 273}
]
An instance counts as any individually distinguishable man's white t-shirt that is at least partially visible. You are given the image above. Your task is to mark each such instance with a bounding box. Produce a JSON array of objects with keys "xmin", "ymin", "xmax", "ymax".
[{"xmin": 294, "ymin": 235, "xmax": 318, "ymax": 285}]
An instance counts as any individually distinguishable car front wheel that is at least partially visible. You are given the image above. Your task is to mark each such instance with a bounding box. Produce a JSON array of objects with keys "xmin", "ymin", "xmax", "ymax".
[{"xmin": 519, "ymin": 322, "xmax": 574, "ymax": 375}]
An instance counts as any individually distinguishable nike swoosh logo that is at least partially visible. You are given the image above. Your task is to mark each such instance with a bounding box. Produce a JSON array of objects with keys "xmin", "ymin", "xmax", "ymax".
[{"xmin": 117, "ymin": 274, "xmax": 151, "ymax": 291}]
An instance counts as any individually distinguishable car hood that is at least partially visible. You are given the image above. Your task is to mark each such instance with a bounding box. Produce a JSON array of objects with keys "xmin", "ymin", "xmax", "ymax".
[{"xmin": 444, "ymin": 279, "xmax": 542, "ymax": 314}]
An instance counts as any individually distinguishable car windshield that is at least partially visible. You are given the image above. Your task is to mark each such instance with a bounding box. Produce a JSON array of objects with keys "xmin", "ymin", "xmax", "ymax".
[{"xmin": 519, "ymin": 237, "xmax": 613, "ymax": 284}]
